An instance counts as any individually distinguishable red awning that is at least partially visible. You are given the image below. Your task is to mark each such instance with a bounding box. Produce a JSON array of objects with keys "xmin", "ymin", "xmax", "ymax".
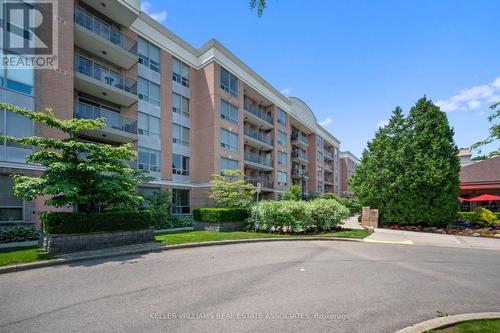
[{"xmin": 467, "ymin": 194, "xmax": 500, "ymax": 202}]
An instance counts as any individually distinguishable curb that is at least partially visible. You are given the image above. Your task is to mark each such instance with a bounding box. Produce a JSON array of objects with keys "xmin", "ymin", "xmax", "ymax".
[
  {"xmin": 0, "ymin": 237, "xmax": 363, "ymax": 275},
  {"xmin": 395, "ymin": 312, "xmax": 500, "ymax": 333}
]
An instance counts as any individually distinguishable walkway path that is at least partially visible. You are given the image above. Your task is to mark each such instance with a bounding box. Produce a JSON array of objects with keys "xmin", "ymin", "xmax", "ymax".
[{"xmin": 341, "ymin": 214, "xmax": 363, "ymax": 230}]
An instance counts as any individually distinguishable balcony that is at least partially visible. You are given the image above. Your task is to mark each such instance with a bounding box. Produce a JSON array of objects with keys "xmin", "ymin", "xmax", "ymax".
[
  {"xmin": 324, "ymin": 176, "xmax": 335, "ymax": 185},
  {"xmin": 244, "ymin": 152, "xmax": 273, "ymax": 171},
  {"xmin": 74, "ymin": 101, "xmax": 137, "ymax": 143},
  {"xmin": 244, "ymin": 102, "xmax": 273, "ymax": 130},
  {"xmin": 324, "ymin": 164, "xmax": 333, "ymax": 172},
  {"xmin": 292, "ymin": 150, "xmax": 309, "ymax": 163},
  {"xmin": 80, "ymin": 0, "xmax": 140, "ymax": 27},
  {"xmin": 244, "ymin": 127, "xmax": 273, "ymax": 151},
  {"xmin": 291, "ymin": 133, "xmax": 309, "ymax": 148},
  {"xmin": 75, "ymin": 7, "xmax": 138, "ymax": 70},
  {"xmin": 75, "ymin": 54, "xmax": 138, "ymax": 107},
  {"xmin": 245, "ymin": 177, "xmax": 274, "ymax": 191},
  {"xmin": 324, "ymin": 150, "xmax": 334, "ymax": 160},
  {"xmin": 291, "ymin": 169, "xmax": 309, "ymax": 179}
]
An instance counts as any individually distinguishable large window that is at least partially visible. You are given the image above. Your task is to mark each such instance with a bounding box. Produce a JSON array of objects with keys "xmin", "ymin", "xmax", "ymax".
[
  {"xmin": 172, "ymin": 189, "xmax": 190, "ymax": 214},
  {"xmin": 277, "ymin": 130, "xmax": 288, "ymax": 147},
  {"xmin": 0, "ymin": 108, "xmax": 33, "ymax": 163},
  {"xmin": 316, "ymin": 136, "xmax": 323, "ymax": 147},
  {"xmin": 138, "ymin": 112, "xmax": 160, "ymax": 141},
  {"xmin": 220, "ymin": 99, "xmax": 239, "ymax": 125},
  {"xmin": 220, "ymin": 128, "xmax": 239, "ymax": 152},
  {"xmin": 277, "ymin": 151, "xmax": 288, "ymax": 167},
  {"xmin": 138, "ymin": 77, "xmax": 160, "ymax": 106},
  {"xmin": 172, "ymin": 123, "xmax": 190, "ymax": 146},
  {"xmin": 172, "ymin": 154, "xmax": 190, "ymax": 176},
  {"xmin": 0, "ymin": 52, "xmax": 34, "ymax": 95},
  {"xmin": 220, "ymin": 157, "xmax": 239, "ymax": 172},
  {"xmin": 0, "ymin": 175, "xmax": 23, "ymax": 222},
  {"xmin": 220, "ymin": 67, "xmax": 238, "ymax": 97},
  {"xmin": 317, "ymin": 152, "xmax": 324, "ymax": 163},
  {"xmin": 138, "ymin": 37, "xmax": 161, "ymax": 72},
  {"xmin": 138, "ymin": 147, "xmax": 160, "ymax": 172},
  {"xmin": 172, "ymin": 92, "xmax": 190, "ymax": 118},
  {"xmin": 172, "ymin": 57, "xmax": 190, "ymax": 88},
  {"xmin": 277, "ymin": 171, "xmax": 288, "ymax": 187},
  {"xmin": 277, "ymin": 108, "xmax": 287, "ymax": 127}
]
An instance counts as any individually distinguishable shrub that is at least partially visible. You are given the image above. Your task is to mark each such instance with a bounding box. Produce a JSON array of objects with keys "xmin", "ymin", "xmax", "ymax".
[
  {"xmin": 172, "ymin": 215, "xmax": 194, "ymax": 228},
  {"xmin": 193, "ymin": 208, "xmax": 248, "ymax": 223},
  {"xmin": 249, "ymin": 199, "xmax": 349, "ymax": 233},
  {"xmin": 0, "ymin": 226, "xmax": 39, "ymax": 244},
  {"xmin": 144, "ymin": 190, "xmax": 175, "ymax": 230},
  {"xmin": 282, "ymin": 185, "xmax": 302, "ymax": 201},
  {"xmin": 41, "ymin": 211, "xmax": 152, "ymax": 234},
  {"xmin": 473, "ymin": 208, "xmax": 498, "ymax": 227},
  {"xmin": 321, "ymin": 193, "xmax": 361, "ymax": 215}
]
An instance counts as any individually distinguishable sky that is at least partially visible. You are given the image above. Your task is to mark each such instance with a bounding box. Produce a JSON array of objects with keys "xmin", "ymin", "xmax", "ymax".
[{"xmin": 141, "ymin": 0, "xmax": 500, "ymax": 158}]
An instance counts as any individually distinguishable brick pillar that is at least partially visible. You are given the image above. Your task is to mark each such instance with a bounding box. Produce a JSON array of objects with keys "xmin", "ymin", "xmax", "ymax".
[
  {"xmin": 369, "ymin": 209, "xmax": 379, "ymax": 228},
  {"xmin": 362, "ymin": 206, "xmax": 370, "ymax": 227}
]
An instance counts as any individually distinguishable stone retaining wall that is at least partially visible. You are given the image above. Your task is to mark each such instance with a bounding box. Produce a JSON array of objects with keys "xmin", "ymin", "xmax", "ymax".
[
  {"xmin": 40, "ymin": 229, "xmax": 155, "ymax": 254},
  {"xmin": 193, "ymin": 221, "xmax": 247, "ymax": 232}
]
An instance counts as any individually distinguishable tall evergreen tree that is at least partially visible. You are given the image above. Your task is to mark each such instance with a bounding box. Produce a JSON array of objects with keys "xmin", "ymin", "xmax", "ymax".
[{"xmin": 351, "ymin": 98, "xmax": 460, "ymax": 226}]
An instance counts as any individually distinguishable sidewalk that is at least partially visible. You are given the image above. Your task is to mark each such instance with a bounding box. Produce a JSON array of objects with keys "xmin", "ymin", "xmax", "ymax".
[
  {"xmin": 365, "ymin": 228, "xmax": 500, "ymax": 250},
  {"xmin": 342, "ymin": 215, "xmax": 364, "ymax": 230}
]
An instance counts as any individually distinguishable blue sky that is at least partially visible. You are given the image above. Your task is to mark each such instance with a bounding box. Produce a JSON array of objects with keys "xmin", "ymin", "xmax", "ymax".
[{"xmin": 142, "ymin": 0, "xmax": 500, "ymax": 158}]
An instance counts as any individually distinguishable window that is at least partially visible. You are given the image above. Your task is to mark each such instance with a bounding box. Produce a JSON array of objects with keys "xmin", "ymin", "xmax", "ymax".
[
  {"xmin": 0, "ymin": 52, "xmax": 34, "ymax": 95},
  {"xmin": 172, "ymin": 92, "xmax": 190, "ymax": 118},
  {"xmin": 220, "ymin": 67, "xmax": 238, "ymax": 97},
  {"xmin": 138, "ymin": 147, "xmax": 160, "ymax": 172},
  {"xmin": 220, "ymin": 99, "xmax": 239, "ymax": 125},
  {"xmin": 172, "ymin": 57, "xmax": 190, "ymax": 87},
  {"xmin": 317, "ymin": 152, "xmax": 324, "ymax": 163},
  {"xmin": 172, "ymin": 189, "xmax": 190, "ymax": 214},
  {"xmin": 138, "ymin": 112, "xmax": 160, "ymax": 141},
  {"xmin": 138, "ymin": 77, "xmax": 160, "ymax": 106},
  {"xmin": 172, "ymin": 154, "xmax": 190, "ymax": 176},
  {"xmin": 220, "ymin": 128, "xmax": 239, "ymax": 152},
  {"xmin": 277, "ymin": 151, "xmax": 288, "ymax": 167},
  {"xmin": 277, "ymin": 172, "xmax": 287, "ymax": 187},
  {"xmin": 172, "ymin": 123, "xmax": 190, "ymax": 146},
  {"xmin": 277, "ymin": 130, "xmax": 288, "ymax": 147},
  {"xmin": 0, "ymin": 175, "xmax": 23, "ymax": 221},
  {"xmin": 0, "ymin": 108, "xmax": 33, "ymax": 163},
  {"xmin": 138, "ymin": 37, "xmax": 161, "ymax": 72},
  {"xmin": 221, "ymin": 157, "xmax": 239, "ymax": 172},
  {"xmin": 317, "ymin": 181, "xmax": 324, "ymax": 193},
  {"xmin": 277, "ymin": 108, "xmax": 287, "ymax": 126},
  {"xmin": 316, "ymin": 136, "xmax": 323, "ymax": 147}
]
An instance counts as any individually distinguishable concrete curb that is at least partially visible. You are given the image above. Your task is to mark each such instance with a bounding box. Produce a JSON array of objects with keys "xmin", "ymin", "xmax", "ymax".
[
  {"xmin": 395, "ymin": 312, "xmax": 500, "ymax": 333},
  {"xmin": 0, "ymin": 237, "xmax": 363, "ymax": 275}
]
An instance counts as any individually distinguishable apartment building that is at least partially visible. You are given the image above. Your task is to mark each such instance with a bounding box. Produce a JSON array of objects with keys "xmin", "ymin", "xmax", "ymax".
[
  {"xmin": 339, "ymin": 151, "xmax": 360, "ymax": 198},
  {"xmin": 0, "ymin": 0, "xmax": 343, "ymax": 226}
]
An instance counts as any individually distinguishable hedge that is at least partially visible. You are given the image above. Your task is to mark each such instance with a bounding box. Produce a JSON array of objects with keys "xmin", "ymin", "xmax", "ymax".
[
  {"xmin": 41, "ymin": 211, "xmax": 152, "ymax": 234},
  {"xmin": 193, "ymin": 208, "xmax": 248, "ymax": 223},
  {"xmin": 458, "ymin": 209, "xmax": 500, "ymax": 227},
  {"xmin": 0, "ymin": 225, "xmax": 39, "ymax": 244}
]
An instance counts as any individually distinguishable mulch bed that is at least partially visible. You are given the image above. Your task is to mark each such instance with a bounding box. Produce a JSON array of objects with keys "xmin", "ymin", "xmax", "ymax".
[{"xmin": 382, "ymin": 225, "xmax": 500, "ymax": 238}]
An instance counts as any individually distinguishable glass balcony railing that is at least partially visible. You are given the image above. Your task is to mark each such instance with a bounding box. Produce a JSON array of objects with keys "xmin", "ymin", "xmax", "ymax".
[
  {"xmin": 75, "ymin": 7, "xmax": 137, "ymax": 55},
  {"xmin": 324, "ymin": 164, "xmax": 333, "ymax": 172},
  {"xmin": 74, "ymin": 101, "xmax": 137, "ymax": 134},
  {"xmin": 324, "ymin": 150, "xmax": 334, "ymax": 159},
  {"xmin": 75, "ymin": 54, "xmax": 137, "ymax": 95},
  {"xmin": 291, "ymin": 133, "xmax": 309, "ymax": 146},
  {"xmin": 244, "ymin": 152, "xmax": 273, "ymax": 167},
  {"xmin": 244, "ymin": 102, "xmax": 273, "ymax": 125},
  {"xmin": 292, "ymin": 150, "xmax": 309, "ymax": 161},
  {"xmin": 245, "ymin": 177, "xmax": 273, "ymax": 189},
  {"xmin": 244, "ymin": 127, "xmax": 273, "ymax": 146}
]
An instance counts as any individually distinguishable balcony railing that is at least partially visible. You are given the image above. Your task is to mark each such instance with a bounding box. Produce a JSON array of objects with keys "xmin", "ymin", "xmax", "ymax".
[
  {"xmin": 324, "ymin": 164, "xmax": 333, "ymax": 172},
  {"xmin": 244, "ymin": 152, "xmax": 273, "ymax": 167},
  {"xmin": 291, "ymin": 133, "xmax": 309, "ymax": 146},
  {"xmin": 292, "ymin": 151, "xmax": 309, "ymax": 161},
  {"xmin": 324, "ymin": 176, "xmax": 335, "ymax": 183},
  {"xmin": 244, "ymin": 127, "xmax": 273, "ymax": 146},
  {"xmin": 75, "ymin": 54, "xmax": 137, "ymax": 95},
  {"xmin": 74, "ymin": 101, "xmax": 137, "ymax": 134},
  {"xmin": 245, "ymin": 177, "xmax": 273, "ymax": 189},
  {"xmin": 324, "ymin": 150, "xmax": 334, "ymax": 159},
  {"xmin": 244, "ymin": 102, "xmax": 273, "ymax": 125},
  {"xmin": 75, "ymin": 7, "xmax": 137, "ymax": 55}
]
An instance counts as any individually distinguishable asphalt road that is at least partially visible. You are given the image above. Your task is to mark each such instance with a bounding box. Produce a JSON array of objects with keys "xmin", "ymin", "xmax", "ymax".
[{"xmin": 1, "ymin": 241, "xmax": 500, "ymax": 333}]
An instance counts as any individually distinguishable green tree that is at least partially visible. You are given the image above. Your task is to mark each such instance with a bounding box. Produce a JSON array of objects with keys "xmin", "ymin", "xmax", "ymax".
[
  {"xmin": 0, "ymin": 104, "xmax": 144, "ymax": 213},
  {"xmin": 210, "ymin": 170, "xmax": 256, "ymax": 208},
  {"xmin": 350, "ymin": 98, "xmax": 460, "ymax": 226},
  {"xmin": 145, "ymin": 189, "xmax": 174, "ymax": 229},
  {"xmin": 282, "ymin": 185, "xmax": 302, "ymax": 201},
  {"xmin": 249, "ymin": 0, "xmax": 266, "ymax": 17},
  {"xmin": 471, "ymin": 101, "xmax": 499, "ymax": 158}
]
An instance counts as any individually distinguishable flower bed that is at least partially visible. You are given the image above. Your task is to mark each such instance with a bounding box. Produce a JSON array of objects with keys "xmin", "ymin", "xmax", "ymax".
[{"xmin": 383, "ymin": 224, "xmax": 500, "ymax": 238}]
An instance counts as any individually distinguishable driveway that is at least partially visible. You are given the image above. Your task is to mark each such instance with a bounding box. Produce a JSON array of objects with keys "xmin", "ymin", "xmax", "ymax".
[
  {"xmin": 1, "ymin": 241, "xmax": 499, "ymax": 332},
  {"xmin": 365, "ymin": 228, "xmax": 500, "ymax": 250}
]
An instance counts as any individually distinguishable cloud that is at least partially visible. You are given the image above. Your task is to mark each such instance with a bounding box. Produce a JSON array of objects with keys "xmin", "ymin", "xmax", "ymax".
[
  {"xmin": 376, "ymin": 119, "xmax": 389, "ymax": 129},
  {"xmin": 435, "ymin": 77, "xmax": 500, "ymax": 112},
  {"xmin": 280, "ymin": 88, "xmax": 291, "ymax": 96},
  {"xmin": 141, "ymin": 1, "xmax": 167, "ymax": 23},
  {"xmin": 319, "ymin": 117, "xmax": 333, "ymax": 126}
]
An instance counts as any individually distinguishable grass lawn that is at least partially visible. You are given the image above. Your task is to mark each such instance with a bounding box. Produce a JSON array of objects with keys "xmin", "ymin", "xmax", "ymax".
[
  {"xmin": 428, "ymin": 319, "xmax": 500, "ymax": 333},
  {"xmin": 0, "ymin": 246, "xmax": 54, "ymax": 267},
  {"xmin": 155, "ymin": 229, "xmax": 372, "ymax": 245}
]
